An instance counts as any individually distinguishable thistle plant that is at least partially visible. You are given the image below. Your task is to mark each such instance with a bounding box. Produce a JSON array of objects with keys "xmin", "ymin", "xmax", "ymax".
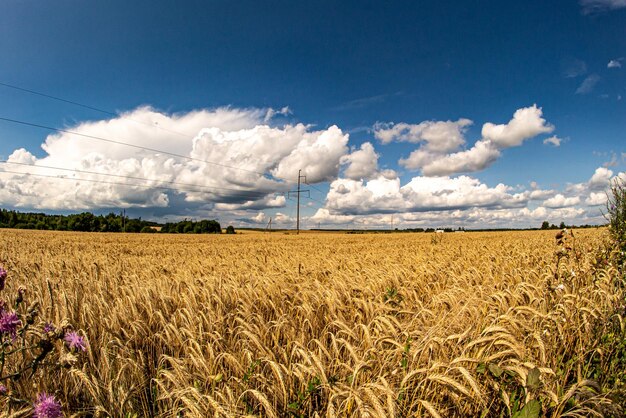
[{"xmin": 0, "ymin": 265, "xmax": 87, "ymax": 416}]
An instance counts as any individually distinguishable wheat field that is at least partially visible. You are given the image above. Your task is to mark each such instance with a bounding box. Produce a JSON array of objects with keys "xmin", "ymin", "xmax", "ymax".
[{"xmin": 0, "ymin": 228, "xmax": 623, "ymax": 417}]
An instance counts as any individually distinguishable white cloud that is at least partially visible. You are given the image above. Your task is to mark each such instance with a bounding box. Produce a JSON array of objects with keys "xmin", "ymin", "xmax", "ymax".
[
  {"xmin": 608, "ymin": 59, "xmax": 623, "ymax": 69},
  {"xmin": 529, "ymin": 189, "xmax": 555, "ymax": 200},
  {"xmin": 252, "ymin": 212, "xmax": 267, "ymax": 223},
  {"xmin": 273, "ymin": 212, "xmax": 294, "ymax": 224},
  {"xmin": 543, "ymin": 194, "xmax": 581, "ymax": 208},
  {"xmin": 0, "ymin": 107, "xmax": 349, "ymax": 211},
  {"xmin": 374, "ymin": 119, "xmax": 472, "ymax": 152},
  {"xmin": 586, "ymin": 192, "xmax": 607, "ymax": 206},
  {"xmin": 575, "ymin": 74, "xmax": 601, "ymax": 94},
  {"xmin": 270, "ymin": 125, "xmax": 349, "ymax": 183},
  {"xmin": 405, "ymin": 140, "xmax": 501, "ymax": 176},
  {"xmin": 309, "ymin": 163, "xmax": 612, "ymax": 229},
  {"xmin": 395, "ymin": 105, "xmax": 554, "ymax": 176},
  {"xmin": 481, "ymin": 105, "xmax": 554, "ymax": 148},
  {"xmin": 543, "ymin": 136, "xmax": 562, "ymax": 147},
  {"xmin": 304, "ymin": 204, "xmax": 594, "ymax": 230},
  {"xmin": 588, "ymin": 167, "xmax": 614, "ymax": 190},
  {"xmin": 323, "ymin": 174, "xmax": 528, "ymax": 215},
  {"xmin": 340, "ymin": 142, "xmax": 379, "ymax": 180},
  {"xmin": 310, "ymin": 208, "xmax": 356, "ymax": 225}
]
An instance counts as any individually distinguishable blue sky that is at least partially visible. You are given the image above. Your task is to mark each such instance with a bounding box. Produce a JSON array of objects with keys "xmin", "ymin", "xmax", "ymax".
[{"xmin": 0, "ymin": 0, "xmax": 625, "ymax": 228}]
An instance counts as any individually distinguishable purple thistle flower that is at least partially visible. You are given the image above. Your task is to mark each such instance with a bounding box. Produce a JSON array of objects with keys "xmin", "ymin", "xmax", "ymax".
[
  {"xmin": 63, "ymin": 331, "xmax": 87, "ymax": 352},
  {"xmin": 0, "ymin": 266, "xmax": 6, "ymax": 291},
  {"xmin": 43, "ymin": 323, "xmax": 55, "ymax": 333},
  {"xmin": 33, "ymin": 393, "xmax": 62, "ymax": 418},
  {"xmin": 0, "ymin": 310, "xmax": 21, "ymax": 338},
  {"xmin": 0, "ymin": 384, "xmax": 7, "ymax": 395}
]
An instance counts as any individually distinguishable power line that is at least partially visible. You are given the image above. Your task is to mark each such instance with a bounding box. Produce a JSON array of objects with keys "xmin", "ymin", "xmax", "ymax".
[
  {"xmin": 0, "ymin": 81, "xmax": 118, "ymax": 116},
  {"xmin": 1, "ymin": 165, "xmax": 338, "ymax": 229},
  {"xmin": 0, "ymin": 115, "xmax": 299, "ymax": 183},
  {"xmin": 0, "ymin": 82, "xmax": 333, "ymax": 214},
  {"xmin": 0, "ymin": 81, "xmax": 193, "ymax": 139},
  {"xmin": 0, "ymin": 160, "xmax": 272, "ymax": 199},
  {"xmin": 0, "ymin": 168, "xmax": 276, "ymax": 198},
  {"xmin": 0, "ymin": 82, "xmax": 302, "ymax": 185},
  {"xmin": 0, "ymin": 82, "xmax": 336, "ymax": 194}
]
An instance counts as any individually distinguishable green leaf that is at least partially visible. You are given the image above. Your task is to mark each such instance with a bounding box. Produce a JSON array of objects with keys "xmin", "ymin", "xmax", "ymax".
[
  {"xmin": 526, "ymin": 368, "xmax": 541, "ymax": 391},
  {"xmin": 488, "ymin": 363, "xmax": 504, "ymax": 377},
  {"xmin": 476, "ymin": 362, "xmax": 486, "ymax": 374},
  {"xmin": 512, "ymin": 400, "xmax": 541, "ymax": 418}
]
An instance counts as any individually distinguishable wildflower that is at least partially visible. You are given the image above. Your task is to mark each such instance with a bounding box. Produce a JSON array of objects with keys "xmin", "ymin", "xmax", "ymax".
[
  {"xmin": 63, "ymin": 331, "xmax": 87, "ymax": 352},
  {"xmin": 33, "ymin": 393, "xmax": 62, "ymax": 418},
  {"xmin": 0, "ymin": 310, "xmax": 21, "ymax": 338},
  {"xmin": 0, "ymin": 266, "xmax": 6, "ymax": 291},
  {"xmin": 0, "ymin": 384, "xmax": 6, "ymax": 395},
  {"xmin": 43, "ymin": 323, "xmax": 55, "ymax": 333},
  {"xmin": 555, "ymin": 284, "xmax": 565, "ymax": 292}
]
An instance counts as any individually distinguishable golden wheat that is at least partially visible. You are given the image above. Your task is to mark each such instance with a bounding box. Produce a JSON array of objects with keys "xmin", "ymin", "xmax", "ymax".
[{"xmin": 0, "ymin": 228, "xmax": 621, "ymax": 417}]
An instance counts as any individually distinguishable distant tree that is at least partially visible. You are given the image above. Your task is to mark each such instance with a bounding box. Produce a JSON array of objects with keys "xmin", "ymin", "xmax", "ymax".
[
  {"xmin": 226, "ymin": 225, "xmax": 235, "ymax": 234},
  {"xmin": 559, "ymin": 221, "xmax": 566, "ymax": 229},
  {"xmin": 541, "ymin": 221, "xmax": 550, "ymax": 230}
]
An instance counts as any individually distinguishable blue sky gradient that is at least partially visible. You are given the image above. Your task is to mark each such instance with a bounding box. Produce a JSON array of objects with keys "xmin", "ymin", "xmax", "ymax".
[{"xmin": 0, "ymin": 1, "xmax": 624, "ymax": 228}]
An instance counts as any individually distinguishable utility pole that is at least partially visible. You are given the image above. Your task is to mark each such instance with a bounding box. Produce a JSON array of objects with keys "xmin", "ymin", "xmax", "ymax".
[
  {"xmin": 390, "ymin": 214, "xmax": 393, "ymax": 230},
  {"xmin": 287, "ymin": 169, "xmax": 309, "ymax": 235},
  {"xmin": 265, "ymin": 218, "xmax": 272, "ymax": 232}
]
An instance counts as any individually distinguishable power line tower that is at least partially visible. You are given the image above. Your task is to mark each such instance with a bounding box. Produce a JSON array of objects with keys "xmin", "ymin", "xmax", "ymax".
[
  {"xmin": 265, "ymin": 217, "xmax": 272, "ymax": 232},
  {"xmin": 287, "ymin": 169, "xmax": 309, "ymax": 235}
]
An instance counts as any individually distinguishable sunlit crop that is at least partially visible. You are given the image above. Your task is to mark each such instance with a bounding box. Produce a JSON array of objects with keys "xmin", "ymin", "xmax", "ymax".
[{"xmin": 0, "ymin": 228, "xmax": 622, "ymax": 417}]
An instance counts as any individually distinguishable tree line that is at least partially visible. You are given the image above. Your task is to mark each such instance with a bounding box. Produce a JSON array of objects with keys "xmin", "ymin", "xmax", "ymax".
[{"xmin": 0, "ymin": 209, "xmax": 225, "ymax": 234}]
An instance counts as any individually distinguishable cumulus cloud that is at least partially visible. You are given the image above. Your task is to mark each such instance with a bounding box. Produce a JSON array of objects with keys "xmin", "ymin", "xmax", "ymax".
[
  {"xmin": 543, "ymin": 194, "xmax": 581, "ymax": 208},
  {"xmin": 481, "ymin": 105, "xmax": 554, "ymax": 148},
  {"xmin": 323, "ymin": 174, "xmax": 528, "ymax": 215},
  {"xmin": 405, "ymin": 140, "xmax": 501, "ymax": 175},
  {"xmin": 340, "ymin": 142, "xmax": 379, "ymax": 180},
  {"xmin": 0, "ymin": 107, "xmax": 349, "ymax": 211},
  {"xmin": 391, "ymin": 105, "xmax": 554, "ymax": 176},
  {"xmin": 543, "ymin": 136, "xmax": 562, "ymax": 147},
  {"xmin": 588, "ymin": 167, "xmax": 614, "ymax": 190},
  {"xmin": 306, "ymin": 204, "xmax": 593, "ymax": 230},
  {"xmin": 374, "ymin": 119, "xmax": 472, "ymax": 152},
  {"xmin": 575, "ymin": 74, "xmax": 601, "ymax": 94},
  {"xmin": 309, "ymin": 163, "xmax": 612, "ymax": 229},
  {"xmin": 310, "ymin": 208, "xmax": 356, "ymax": 225},
  {"xmin": 586, "ymin": 192, "xmax": 607, "ymax": 206}
]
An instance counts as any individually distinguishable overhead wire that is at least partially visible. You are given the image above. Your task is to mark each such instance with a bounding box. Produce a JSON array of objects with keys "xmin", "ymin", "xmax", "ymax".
[
  {"xmin": 0, "ymin": 168, "xmax": 273, "ymax": 197},
  {"xmin": 0, "ymin": 160, "xmax": 276, "ymax": 199},
  {"xmin": 0, "ymin": 115, "xmax": 290, "ymax": 180},
  {"xmin": 0, "ymin": 81, "xmax": 329, "ymax": 192},
  {"xmin": 0, "ymin": 81, "xmax": 195, "ymax": 139},
  {"xmin": 0, "ymin": 80, "xmax": 330, "ymax": 225}
]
